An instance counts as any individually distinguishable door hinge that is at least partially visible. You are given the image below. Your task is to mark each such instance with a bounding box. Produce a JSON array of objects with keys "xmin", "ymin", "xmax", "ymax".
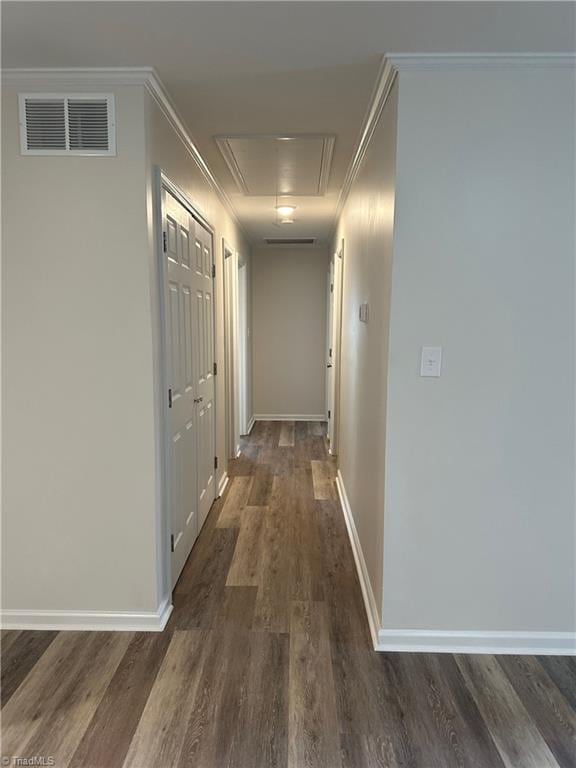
[
  {"xmin": 168, "ymin": 388, "xmax": 173, "ymax": 408},
  {"xmin": 163, "ymin": 231, "xmax": 167, "ymax": 253},
  {"xmin": 330, "ymin": 283, "xmax": 334, "ymax": 293},
  {"xmin": 213, "ymin": 362, "xmax": 217, "ymax": 376},
  {"xmin": 329, "ymin": 347, "xmax": 332, "ymax": 357},
  {"xmin": 214, "ymin": 456, "xmax": 218, "ymax": 470},
  {"xmin": 170, "ymin": 534, "xmax": 175, "ymax": 553},
  {"xmin": 328, "ymin": 409, "xmax": 331, "ymax": 419},
  {"xmin": 212, "ymin": 264, "xmax": 216, "ymax": 279}
]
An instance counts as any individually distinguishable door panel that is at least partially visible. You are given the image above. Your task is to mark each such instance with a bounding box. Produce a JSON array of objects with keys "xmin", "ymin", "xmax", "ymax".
[
  {"xmin": 196, "ymin": 228, "xmax": 216, "ymax": 528},
  {"xmin": 163, "ymin": 188, "xmax": 216, "ymax": 586}
]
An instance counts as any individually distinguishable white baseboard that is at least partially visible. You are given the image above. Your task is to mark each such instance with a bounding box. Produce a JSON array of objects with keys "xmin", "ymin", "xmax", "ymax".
[
  {"xmin": 218, "ymin": 473, "xmax": 229, "ymax": 497},
  {"xmin": 335, "ymin": 470, "xmax": 382, "ymax": 650},
  {"xmin": 243, "ymin": 416, "xmax": 255, "ymax": 435},
  {"xmin": 376, "ymin": 629, "xmax": 576, "ymax": 655},
  {"xmin": 335, "ymin": 470, "xmax": 576, "ymax": 656},
  {"xmin": 253, "ymin": 413, "xmax": 326, "ymax": 422},
  {"xmin": 1, "ymin": 597, "xmax": 173, "ymax": 632}
]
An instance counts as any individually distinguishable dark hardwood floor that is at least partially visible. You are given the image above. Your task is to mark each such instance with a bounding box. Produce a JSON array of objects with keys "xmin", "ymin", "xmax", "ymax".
[{"xmin": 2, "ymin": 421, "xmax": 575, "ymax": 767}]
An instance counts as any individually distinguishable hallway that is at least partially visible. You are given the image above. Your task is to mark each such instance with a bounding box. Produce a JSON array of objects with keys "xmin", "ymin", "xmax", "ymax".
[{"xmin": 2, "ymin": 422, "xmax": 574, "ymax": 768}]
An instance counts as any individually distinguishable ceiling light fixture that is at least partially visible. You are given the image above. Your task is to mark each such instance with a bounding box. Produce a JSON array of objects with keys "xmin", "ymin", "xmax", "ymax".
[
  {"xmin": 275, "ymin": 205, "xmax": 296, "ymax": 217},
  {"xmin": 280, "ymin": 218, "xmax": 294, "ymax": 224}
]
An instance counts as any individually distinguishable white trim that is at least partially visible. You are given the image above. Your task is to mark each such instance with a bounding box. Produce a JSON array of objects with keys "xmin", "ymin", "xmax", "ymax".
[
  {"xmin": 218, "ymin": 473, "xmax": 229, "ymax": 498},
  {"xmin": 244, "ymin": 416, "xmax": 255, "ymax": 435},
  {"xmin": 333, "ymin": 52, "xmax": 576, "ymax": 229},
  {"xmin": 2, "ymin": 67, "xmax": 243, "ymax": 233},
  {"xmin": 387, "ymin": 52, "xmax": 576, "ymax": 71},
  {"xmin": 335, "ymin": 470, "xmax": 381, "ymax": 650},
  {"xmin": 334, "ymin": 57, "xmax": 396, "ymax": 224},
  {"xmin": 1, "ymin": 598, "xmax": 173, "ymax": 633},
  {"xmin": 253, "ymin": 414, "xmax": 326, "ymax": 422},
  {"xmin": 376, "ymin": 629, "xmax": 576, "ymax": 656},
  {"xmin": 336, "ymin": 469, "xmax": 576, "ymax": 656}
]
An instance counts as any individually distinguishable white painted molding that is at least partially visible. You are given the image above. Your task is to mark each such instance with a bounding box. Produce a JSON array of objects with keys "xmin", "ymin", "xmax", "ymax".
[
  {"xmin": 333, "ymin": 51, "xmax": 576, "ymax": 230},
  {"xmin": 334, "ymin": 56, "xmax": 396, "ymax": 224},
  {"xmin": 387, "ymin": 52, "xmax": 576, "ymax": 71},
  {"xmin": 335, "ymin": 470, "xmax": 382, "ymax": 651},
  {"xmin": 1, "ymin": 598, "xmax": 173, "ymax": 633},
  {"xmin": 336, "ymin": 469, "xmax": 576, "ymax": 656},
  {"xmin": 253, "ymin": 414, "xmax": 326, "ymax": 422},
  {"xmin": 218, "ymin": 473, "xmax": 230, "ymax": 498},
  {"xmin": 377, "ymin": 629, "xmax": 576, "ymax": 656},
  {"xmin": 243, "ymin": 416, "xmax": 256, "ymax": 435},
  {"xmin": 1, "ymin": 67, "xmax": 243, "ymax": 232}
]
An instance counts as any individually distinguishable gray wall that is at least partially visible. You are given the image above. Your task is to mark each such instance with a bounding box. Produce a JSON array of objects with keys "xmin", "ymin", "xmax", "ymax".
[
  {"xmin": 382, "ymin": 67, "xmax": 575, "ymax": 633},
  {"xmin": 252, "ymin": 247, "xmax": 330, "ymax": 418}
]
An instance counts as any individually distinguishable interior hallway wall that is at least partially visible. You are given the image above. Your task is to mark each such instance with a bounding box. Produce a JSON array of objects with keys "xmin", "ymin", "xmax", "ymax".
[
  {"xmin": 332, "ymin": 80, "xmax": 399, "ymax": 623},
  {"xmin": 382, "ymin": 66, "xmax": 575, "ymax": 635},
  {"xmin": 252, "ymin": 246, "xmax": 330, "ymax": 419},
  {"xmin": 2, "ymin": 83, "xmax": 159, "ymax": 615},
  {"xmin": 1, "ymin": 78, "xmax": 249, "ymax": 622}
]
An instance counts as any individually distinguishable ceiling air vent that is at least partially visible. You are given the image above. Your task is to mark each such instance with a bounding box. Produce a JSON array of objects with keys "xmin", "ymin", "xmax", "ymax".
[
  {"xmin": 265, "ymin": 238, "xmax": 316, "ymax": 245},
  {"xmin": 19, "ymin": 94, "xmax": 116, "ymax": 156}
]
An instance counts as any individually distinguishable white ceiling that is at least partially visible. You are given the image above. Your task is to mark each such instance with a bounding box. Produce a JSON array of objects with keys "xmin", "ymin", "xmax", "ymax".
[{"xmin": 3, "ymin": 2, "xmax": 574, "ymax": 244}]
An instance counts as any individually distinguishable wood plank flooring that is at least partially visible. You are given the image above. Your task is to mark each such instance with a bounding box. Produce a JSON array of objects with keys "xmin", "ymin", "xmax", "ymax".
[{"xmin": 2, "ymin": 421, "xmax": 575, "ymax": 767}]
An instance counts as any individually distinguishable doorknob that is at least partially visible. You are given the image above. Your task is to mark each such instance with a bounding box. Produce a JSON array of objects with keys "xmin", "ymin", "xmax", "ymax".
[{"xmin": 194, "ymin": 397, "xmax": 203, "ymax": 403}]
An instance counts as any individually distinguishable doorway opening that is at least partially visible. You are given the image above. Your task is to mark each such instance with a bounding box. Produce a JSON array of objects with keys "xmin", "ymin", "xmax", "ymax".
[
  {"xmin": 326, "ymin": 240, "xmax": 344, "ymax": 455},
  {"xmin": 224, "ymin": 242, "xmax": 250, "ymax": 457},
  {"xmin": 238, "ymin": 259, "xmax": 250, "ymax": 436}
]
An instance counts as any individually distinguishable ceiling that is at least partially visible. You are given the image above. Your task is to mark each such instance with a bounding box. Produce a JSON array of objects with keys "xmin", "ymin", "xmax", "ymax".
[{"xmin": 3, "ymin": 1, "xmax": 574, "ymax": 244}]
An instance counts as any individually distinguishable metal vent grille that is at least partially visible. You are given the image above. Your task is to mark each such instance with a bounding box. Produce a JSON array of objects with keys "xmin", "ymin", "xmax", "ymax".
[
  {"xmin": 68, "ymin": 99, "xmax": 110, "ymax": 151},
  {"xmin": 264, "ymin": 238, "xmax": 316, "ymax": 245},
  {"xmin": 19, "ymin": 94, "xmax": 116, "ymax": 155},
  {"xmin": 24, "ymin": 99, "xmax": 66, "ymax": 151}
]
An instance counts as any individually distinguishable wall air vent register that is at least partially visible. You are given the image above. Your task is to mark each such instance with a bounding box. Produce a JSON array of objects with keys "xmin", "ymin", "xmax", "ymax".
[{"xmin": 19, "ymin": 93, "xmax": 116, "ymax": 156}]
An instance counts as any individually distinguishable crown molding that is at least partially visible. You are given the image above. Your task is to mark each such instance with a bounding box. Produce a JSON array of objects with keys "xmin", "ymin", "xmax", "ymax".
[
  {"xmin": 2, "ymin": 66, "xmax": 243, "ymax": 233},
  {"xmin": 333, "ymin": 56, "xmax": 396, "ymax": 225},
  {"xmin": 386, "ymin": 52, "xmax": 576, "ymax": 71},
  {"xmin": 332, "ymin": 51, "xmax": 575, "ymax": 237}
]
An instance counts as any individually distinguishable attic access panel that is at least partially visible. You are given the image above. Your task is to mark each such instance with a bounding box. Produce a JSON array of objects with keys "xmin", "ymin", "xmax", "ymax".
[{"xmin": 215, "ymin": 134, "xmax": 335, "ymax": 196}]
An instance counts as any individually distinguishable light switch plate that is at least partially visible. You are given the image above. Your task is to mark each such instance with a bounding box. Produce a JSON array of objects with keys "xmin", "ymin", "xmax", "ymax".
[{"xmin": 420, "ymin": 346, "xmax": 442, "ymax": 377}]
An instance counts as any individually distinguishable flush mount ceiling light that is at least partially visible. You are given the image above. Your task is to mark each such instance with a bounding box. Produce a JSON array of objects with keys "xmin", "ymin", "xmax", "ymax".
[
  {"xmin": 279, "ymin": 218, "xmax": 294, "ymax": 224},
  {"xmin": 275, "ymin": 205, "xmax": 296, "ymax": 217}
]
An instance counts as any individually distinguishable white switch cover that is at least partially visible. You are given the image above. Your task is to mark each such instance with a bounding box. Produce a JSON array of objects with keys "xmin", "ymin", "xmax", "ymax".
[{"xmin": 420, "ymin": 346, "xmax": 442, "ymax": 377}]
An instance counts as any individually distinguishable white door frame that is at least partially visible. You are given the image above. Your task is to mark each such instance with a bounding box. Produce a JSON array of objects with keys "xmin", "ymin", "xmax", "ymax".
[
  {"xmin": 328, "ymin": 240, "xmax": 344, "ymax": 455},
  {"xmin": 237, "ymin": 259, "xmax": 249, "ymax": 436},
  {"xmin": 153, "ymin": 168, "xmax": 218, "ymax": 596},
  {"xmin": 223, "ymin": 240, "xmax": 240, "ymax": 459}
]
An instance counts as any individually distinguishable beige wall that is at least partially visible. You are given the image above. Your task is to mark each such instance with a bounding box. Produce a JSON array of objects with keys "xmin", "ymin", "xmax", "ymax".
[
  {"xmin": 252, "ymin": 247, "xmax": 330, "ymax": 418},
  {"xmin": 1, "ymin": 79, "xmax": 248, "ymax": 619},
  {"xmin": 383, "ymin": 67, "xmax": 575, "ymax": 633},
  {"xmin": 2, "ymin": 83, "xmax": 159, "ymax": 613},
  {"xmin": 332, "ymin": 81, "xmax": 399, "ymax": 621},
  {"xmin": 335, "ymin": 65, "xmax": 575, "ymax": 641}
]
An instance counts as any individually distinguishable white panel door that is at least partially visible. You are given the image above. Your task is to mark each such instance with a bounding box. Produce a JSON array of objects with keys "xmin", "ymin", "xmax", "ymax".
[
  {"xmin": 163, "ymin": 190, "xmax": 216, "ymax": 586},
  {"xmin": 193, "ymin": 221, "xmax": 216, "ymax": 529}
]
